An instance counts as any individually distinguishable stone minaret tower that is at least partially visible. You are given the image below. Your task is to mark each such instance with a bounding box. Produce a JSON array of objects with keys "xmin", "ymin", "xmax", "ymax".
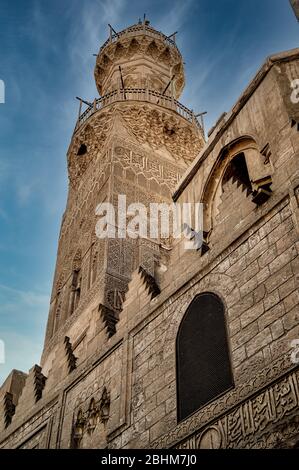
[
  {"xmin": 40, "ymin": 20, "xmax": 204, "ymax": 380},
  {"xmin": 1, "ymin": 19, "xmax": 298, "ymax": 451}
]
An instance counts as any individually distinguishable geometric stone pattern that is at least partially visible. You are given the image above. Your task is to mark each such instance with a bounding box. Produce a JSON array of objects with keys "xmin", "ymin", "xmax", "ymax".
[
  {"xmin": 94, "ymin": 21, "xmax": 185, "ymax": 98},
  {"xmin": 0, "ymin": 23, "xmax": 298, "ymax": 450},
  {"xmin": 132, "ymin": 198, "xmax": 299, "ymax": 448},
  {"xmin": 174, "ymin": 366, "xmax": 299, "ymax": 449}
]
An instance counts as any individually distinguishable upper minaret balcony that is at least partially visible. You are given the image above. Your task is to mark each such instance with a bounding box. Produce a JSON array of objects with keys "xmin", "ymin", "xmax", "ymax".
[{"xmin": 94, "ymin": 20, "xmax": 185, "ymax": 99}]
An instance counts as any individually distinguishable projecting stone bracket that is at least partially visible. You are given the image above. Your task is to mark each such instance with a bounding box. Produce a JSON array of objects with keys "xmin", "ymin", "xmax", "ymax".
[
  {"xmin": 98, "ymin": 304, "xmax": 119, "ymax": 338},
  {"xmin": 199, "ymin": 231, "xmax": 211, "ymax": 256},
  {"xmin": 64, "ymin": 336, "xmax": 77, "ymax": 373},
  {"xmin": 138, "ymin": 266, "xmax": 161, "ymax": 299},
  {"xmin": 33, "ymin": 365, "xmax": 47, "ymax": 402},
  {"xmin": 251, "ymin": 177, "xmax": 273, "ymax": 206},
  {"xmin": 3, "ymin": 392, "xmax": 15, "ymax": 428},
  {"xmin": 186, "ymin": 229, "xmax": 210, "ymax": 257}
]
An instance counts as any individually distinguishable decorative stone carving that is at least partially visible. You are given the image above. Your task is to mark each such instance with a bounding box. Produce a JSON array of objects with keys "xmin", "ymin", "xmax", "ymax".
[
  {"xmin": 2, "ymin": 20, "xmax": 299, "ymax": 453},
  {"xmin": 260, "ymin": 143, "xmax": 272, "ymax": 164},
  {"xmin": 98, "ymin": 304, "xmax": 119, "ymax": 338},
  {"xmin": 64, "ymin": 336, "xmax": 77, "ymax": 373},
  {"xmin": 119, "ymin": 105, "xmax": 204, "ymax": 164},
  {"xmin": 33, "ymin": 365, "xmax": 46, "ymax": 403},
  {"xmin": 68, "ymin": 124, "xmax": 96, "ymax": 184},
  {"xmin": 57, "ymin": 272, "xmax": 64, "ymax": 291},
  {"xmin": 69, "ymin": 96, "xmax": 203, "ymax": 187},
  {"xmin": 201, "ymin": 137, "xmax": 272, "ymax": 234},
  {"xmin": 3, "ymin": 393, "xmax": 15, "ymax": 429},
  {"xmin": 42, "ymin": 276, "xmax": 105, "ymax": 359},
  {"xmin": 138, "ymin": 266, "xmax": 161, "ymax": 299},
  {"xmin": 0, "ymin": 400, "xmax": 57, "ymax": 449},
  {"xmin": 197, "ymin": 426, "xmax": 222, "ymax": 449},
  {"xmin": 71, "ymin": 409, "xmax": 85, "ymax": 448},
  {"xmin": 151, "ymin": 353, "xmax": 298, "ymax": 449},
  {"xmin": 99, "ymin": 387, "xmax": 110, "ymax": 424},
  {"xmin": 113, "ymin": 145, "xmax": 183, "ymax": 192},
  {"xmin": 72, "ymin": 249, "xmax": 82, "ymax": 271},
  {"xmin": 175, "ymin": 368, "xmax": 299, "ymax": 449},
  {"xmin": 68, "ymin": 111, "xmax": 114, "ymax": 185},
  {"xmin": 94, "ymin": 24, "xmax": 184, "ymax": 98},
  {"xmin": 106, "ymin": 289, "xmax": 126, "ymax": 312},
  {"xmin": 87, "ymin": 398, "xmax": 98, "ymax": 433},
  {"xmin": 71, "ymin": 387, "xmax": 111, "ymax": 448}
]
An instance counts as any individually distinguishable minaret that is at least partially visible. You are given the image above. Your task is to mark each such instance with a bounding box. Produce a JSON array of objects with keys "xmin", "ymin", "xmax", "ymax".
[{"xmin": 40, "ymin": 19, "xmax": 205, "ymax": 376}]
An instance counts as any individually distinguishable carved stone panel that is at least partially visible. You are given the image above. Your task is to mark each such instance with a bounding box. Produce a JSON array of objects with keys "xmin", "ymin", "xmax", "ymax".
[{"xmin": 175, "ymin": 368, "xmax": 299, "ymax": 449}]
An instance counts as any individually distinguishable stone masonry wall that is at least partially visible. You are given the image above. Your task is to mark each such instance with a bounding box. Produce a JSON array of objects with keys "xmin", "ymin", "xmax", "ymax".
[
  {"xmin": 124, "ymin": 197, "xmax": 299, "ymax": 448},
  {"xmin": 0, "ymin": 50, "xmax": 298, "ymax": 450}
]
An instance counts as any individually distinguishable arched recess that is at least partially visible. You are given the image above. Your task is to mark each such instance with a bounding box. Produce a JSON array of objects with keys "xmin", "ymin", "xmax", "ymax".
[
  {"xmin": 69, "ymin": 249, "xmax": 82, "ymax": 316},
  {"xmin": 176, "ymin": 292, "xmax": 234, "ymax": 422},
  {"xmin": 201, "ymin": 136, "xmax": 272, "ymax": 237},
  {"xmin": 71, "ymin": 408, "xmax": 84, "ymax": 449},
  {"xmin": 52, "ymin": 292, "xmax": 62, "ymax": 335}
]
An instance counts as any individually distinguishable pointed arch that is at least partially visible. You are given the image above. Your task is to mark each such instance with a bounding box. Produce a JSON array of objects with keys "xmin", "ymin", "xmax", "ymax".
[
  {"xmin": 102, "ymin": 54, "xmax": 111, "ymax": 68},
  {"xmin": 127, "ymin": 38, "xmax": 139, "ymax": 57},
  {"xmin": 146, "ymin": 41, "xmax": 159, "ymax": 59},
  {"xmin": 176, "ymin": 292, "xmax": 234, "ymax": 422},
  {"xmin": 114, "ymin": 42, "xmax": 125, "ymax": 60},
  {"xmin": 201, "ymin": 136, "xmax": 272, "ymax": 236},
  {"xmin": 159, "ymin": 47, "xmax": 171, "ymax": 65},
  {"xmin": 71, "ymin": 408, "xmax": 85, "ymax": 449}
]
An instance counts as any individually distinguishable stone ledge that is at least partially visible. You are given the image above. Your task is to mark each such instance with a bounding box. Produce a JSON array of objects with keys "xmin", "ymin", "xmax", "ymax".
[{"xmin": 151, "ymin": 354, "xmax": 299, "ymax": 448}]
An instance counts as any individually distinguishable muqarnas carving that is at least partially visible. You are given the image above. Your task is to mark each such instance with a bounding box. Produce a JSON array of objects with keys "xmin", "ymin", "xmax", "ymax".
[{"xmin": 71, "ymin": 387, "xmax": 111, "ymax": 448}]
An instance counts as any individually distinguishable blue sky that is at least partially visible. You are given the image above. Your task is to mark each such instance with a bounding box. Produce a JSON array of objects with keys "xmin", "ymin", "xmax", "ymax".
[{"xmin": 0, "ymin": 0, "xmax": 298, "ymax": 384}]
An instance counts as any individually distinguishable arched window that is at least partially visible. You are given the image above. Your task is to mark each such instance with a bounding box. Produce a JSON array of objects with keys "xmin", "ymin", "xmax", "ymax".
[
  {"xmin": 176, "ymin": 293, "xmax": 234, "ymax": 422},
  {"xmin": 77, "ymin": 143, "xmax": 87, "ymax": 156},
  {"xmin": 201, "ymin": 137, "xmax": 273, "ymax": 244}
]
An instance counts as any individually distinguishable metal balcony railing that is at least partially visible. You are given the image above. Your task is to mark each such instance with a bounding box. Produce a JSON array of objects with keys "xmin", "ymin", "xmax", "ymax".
[{"xmin": 75, "ymin": 88, "xmax": 202, "ymax": 132}]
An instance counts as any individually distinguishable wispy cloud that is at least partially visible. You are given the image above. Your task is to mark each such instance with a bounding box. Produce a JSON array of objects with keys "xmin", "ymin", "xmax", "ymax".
[
  {"xmin": 0, "ymin": 283, "xmax": 49, "ymax": 383},
  {"xmin": 0, "ymin": 159, "xmax": 10, "ymax": 185},
  {"xmin": 0, "ymin": 331, "xmax": 43, "ymax": 383},
  {"xmin": 0, "ymin": 284, "xmax": 49, "ymax": 309},
  {"xmin": 16, "ymin": 182, "xmax": 36, "ymax": 206},
  {"xmin": 1, "ymin": 0, "xmax": 298, "ymax": 388},
  {"xmin": 67, "ymin": 0, "xmax": 126, "ymax": 97},
  {"xmin": 155, "ymin": 0, "xmax": 195, "ymax": 35},
  {"xmin": 0, "ymin": 206, "xmax": 8, "ymax": 220}
]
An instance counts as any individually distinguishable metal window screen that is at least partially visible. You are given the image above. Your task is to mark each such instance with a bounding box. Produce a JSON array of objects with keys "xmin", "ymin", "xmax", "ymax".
[{"xmin": 177, "ymin": 293, "xmax": 234, "ymax": 422}]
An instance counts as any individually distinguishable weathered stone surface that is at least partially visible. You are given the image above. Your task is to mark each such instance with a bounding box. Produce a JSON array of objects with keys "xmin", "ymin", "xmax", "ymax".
[
  {"xmin": 246, "ymin": 328, "xmax": 272, "ymax": 357},
  {"xmin": 0, "ymin": 25, "xmax": 298, "ymax": 450}
]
